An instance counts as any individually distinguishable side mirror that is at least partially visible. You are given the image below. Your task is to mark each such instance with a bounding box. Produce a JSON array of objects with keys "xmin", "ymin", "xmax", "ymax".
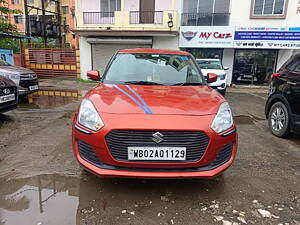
[
  {"xmin": 87, "ymin": 70, "xmax": 100, "ymax": 81},
  {"xmin": 207, "ymin": 73, "xmax": 218, "ymax": 83},
  {"xmin": 224, "ymin": 67, "xmax": 229, "ymax": 70}
]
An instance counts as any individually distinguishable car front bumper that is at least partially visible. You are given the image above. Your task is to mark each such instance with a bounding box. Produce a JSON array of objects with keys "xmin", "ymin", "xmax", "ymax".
[
  {"xmin": 18, "ymin": 86, "xmax": 39, "ymax": 96},
  {"xmin": 0, "ymin": 100, "xmax": 18, "ymax": 113},
  {"xmin": 208, "ymin": 79, "xmax": 227, "ymax": 91},
  {"xmin": 72, "ymin": 113, "xmax": 237, "ymax": 178}
]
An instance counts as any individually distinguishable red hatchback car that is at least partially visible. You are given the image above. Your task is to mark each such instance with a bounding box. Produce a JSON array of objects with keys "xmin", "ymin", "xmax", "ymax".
[{"xmin": 72, "ymin": 49, "xmax": 237, "ymax": 178}]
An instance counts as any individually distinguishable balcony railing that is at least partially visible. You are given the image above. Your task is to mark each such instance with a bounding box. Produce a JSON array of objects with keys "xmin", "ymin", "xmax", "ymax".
[
  {"xmin": 78, "ymin": 10, "xmax": 178, "ymax": 32},
  {"xmin": 83, "ymin": 12, "xmax": 115, "ymax": 24},
  {"xmin": 130, "ymin": 11, "xmax": 163, "ymax": 24},
  {"xmin": 181, "ymin": 13, "xmax": 230, "ymax": 26}
]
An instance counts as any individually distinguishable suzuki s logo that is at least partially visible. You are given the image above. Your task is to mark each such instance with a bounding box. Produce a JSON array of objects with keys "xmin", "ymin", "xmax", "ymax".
[
  {"xmin": 182, "ymin": 31, "xmax": 197, "ymax": 41},
  {"xmin": 3, "ymin": 88, "xmax": 10, "ymax": 94},
  {"xmin": 152, "ymin": 132, "xmax": 164, "ymax": 143}
]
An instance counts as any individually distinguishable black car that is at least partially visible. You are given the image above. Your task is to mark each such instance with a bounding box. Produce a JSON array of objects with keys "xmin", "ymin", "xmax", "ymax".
[
  {"xmin": 0, "ymin": 76, "xmax": 18, "ymax": 113},
  {"xmin": 265, "ymin": 54, "xmax": 300, "ymax": 138}
]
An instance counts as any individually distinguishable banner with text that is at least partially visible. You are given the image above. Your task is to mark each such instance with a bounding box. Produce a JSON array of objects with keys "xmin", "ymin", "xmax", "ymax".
[
  {"xmin": 179, "ymin": 26, "xmax": 235, "ymax": 48},
  {"xmin": 179, "ymin": 26, "xmax": 300, "ymax": 49},
  {"xmin": 234, "ymin": 27, "xmax": 300, "ymax": 49}
]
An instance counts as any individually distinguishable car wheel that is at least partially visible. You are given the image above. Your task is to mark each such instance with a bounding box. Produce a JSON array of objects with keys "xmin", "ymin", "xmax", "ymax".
[
  {"xmin": 268, "ymin": 102, "xmax": 290, "ymax": 138},
  {"xmin": 219, "ymin": 89, "xmax": 226, "ymax": 96}
]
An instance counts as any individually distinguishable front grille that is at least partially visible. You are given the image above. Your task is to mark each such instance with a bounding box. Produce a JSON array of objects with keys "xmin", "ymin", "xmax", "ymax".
[
  {"xmin": 78, "ymin": 140, "xmax": 101, "ymax": 166},
  {"xmin": 0, "ymin": 86, "xmax": 17, "ymax": 96},
  {"xmin": 105, "ymin": 130, "xmax": 210, "ymax": 162},
  {"xmin": 20, "ymin": 74, "xmax": 37, "ymax": 80},
  {"xmin": 210, "ymin": 143, "xmax": 233, "ymax": 168},
  {"xmin": 19, "ymin": 79, "xmax": 38, "ymax": 88}
]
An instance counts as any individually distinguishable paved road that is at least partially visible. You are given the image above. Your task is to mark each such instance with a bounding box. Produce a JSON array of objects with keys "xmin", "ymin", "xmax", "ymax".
[{"xmin": 0, "ymin": 87, "xmax": 299, "ymax": 225}]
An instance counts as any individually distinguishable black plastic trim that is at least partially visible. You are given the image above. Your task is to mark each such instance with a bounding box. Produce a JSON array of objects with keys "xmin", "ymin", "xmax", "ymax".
[{"xmin": 78, "ymin": 140, "xmax": 234, "ymax": 173}]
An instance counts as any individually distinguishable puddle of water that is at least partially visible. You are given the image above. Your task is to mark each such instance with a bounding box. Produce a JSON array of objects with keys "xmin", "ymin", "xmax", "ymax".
[
  {"xmin": 0, "ymin": 174, "xmax": 226, "ymax": 225},
  {"xmin": 19, "ymin": 89, "xmax": 81, "ymax": 110},
  {"xmin": 234, "ymin": 115, "xmax": 256, "ymax": 125},
  {"xmin": 0, "ymin": 175, "xmax": 79, "ymax": 225}
]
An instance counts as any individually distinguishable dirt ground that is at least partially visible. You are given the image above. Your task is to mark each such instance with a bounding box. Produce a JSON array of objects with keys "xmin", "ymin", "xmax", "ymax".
[{"xmin": 0, "ymin": 80, "xmax": 299, "ymax": 225}]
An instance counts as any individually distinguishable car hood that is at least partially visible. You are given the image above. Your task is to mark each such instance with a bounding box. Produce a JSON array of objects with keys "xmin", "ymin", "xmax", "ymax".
[
  {"xmin": 0, "ymin": 66, "xmax": 34, "ymax": 75},
  {"xmin": 201, "ymin": 69, "xmax": 226, "ymax": 76},
  {"xmin": 85, "ymin": 84, "xmax": 225, "ymax": 116},
  {"xmin": 0, "ymin": 76, "xmax": 15, "ymax": 87}
]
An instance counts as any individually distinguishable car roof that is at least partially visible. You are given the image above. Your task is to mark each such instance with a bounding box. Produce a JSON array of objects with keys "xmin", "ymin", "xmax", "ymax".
[
  {"xmin": 196, "ymin": 58, "xmax": 220, "ymax": 61},
  {"xmin": 117, "ymin": 48, "xmax": 191, "ymax": 56}
]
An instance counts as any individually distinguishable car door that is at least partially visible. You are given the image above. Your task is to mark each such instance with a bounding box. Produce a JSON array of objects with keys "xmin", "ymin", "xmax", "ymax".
[{"xmin": 287, "ymin": 59, "xmax": 300, "ymax": 117}]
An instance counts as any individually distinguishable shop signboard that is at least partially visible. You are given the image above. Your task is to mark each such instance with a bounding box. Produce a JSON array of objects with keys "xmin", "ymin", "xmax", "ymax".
[
  {"xmin": 179, "ymin": 26, "xmax": 235, "ymax": 48},
  {"xmin": 234, "ymin": 27, "xmax": 300, "ymax": 49}
]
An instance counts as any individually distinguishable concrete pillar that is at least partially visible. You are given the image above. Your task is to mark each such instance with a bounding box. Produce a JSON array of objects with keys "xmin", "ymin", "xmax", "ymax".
[
  {"xmin": 222, "ymin": 48, "xmax": 235, "ymax": 85},
  {"xmin": 79, "ymin": 37, "xmax": 92, "ymax": 80},
  {"xmin": 171, "ymin": 0, "xmax": 176, "ymax": 10},
  {"xmin": 121, "ymin": 0, "xmax": 125, "ymax": 11}
]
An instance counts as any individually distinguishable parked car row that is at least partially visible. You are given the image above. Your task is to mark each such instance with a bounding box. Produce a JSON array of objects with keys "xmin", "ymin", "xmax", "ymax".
[{"xmin": 0, "ymin": 59, "xmax": 39, "ymax": 113}]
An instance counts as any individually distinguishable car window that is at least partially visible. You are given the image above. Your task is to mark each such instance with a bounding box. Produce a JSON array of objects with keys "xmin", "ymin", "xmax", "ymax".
[
  {"xmin": 293, "ymin": 63, "xmax": 300, "ymax": 73},
  {"xmin": 197, "ymin": 60, "xmax": 223, "ymax": 70},
  {"xmin": 103, "ymin": 53, "xmax": 204, "ymax": 85}
]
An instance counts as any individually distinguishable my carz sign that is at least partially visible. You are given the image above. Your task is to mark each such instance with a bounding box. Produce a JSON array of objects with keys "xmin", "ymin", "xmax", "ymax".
[{"xmin": 180, "ymin": 26, "xmax": 235, "ymax": 48}]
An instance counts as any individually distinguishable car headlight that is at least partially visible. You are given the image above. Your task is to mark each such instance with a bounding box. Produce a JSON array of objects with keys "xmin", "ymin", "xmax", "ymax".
[
  {"xmin": 78, "ymin": 99, "xmax": 104, "ymax": 131},
  {"xmin": 219, "ymin": 74, "xmax": 226, "ymax": 80},
  {"xmin": 0, "ymin": 72, "xmax": 20, "ymax": 80},
  {"xmin": 211, "ymin": 102, "xmax": 233, "ymax": 133}
]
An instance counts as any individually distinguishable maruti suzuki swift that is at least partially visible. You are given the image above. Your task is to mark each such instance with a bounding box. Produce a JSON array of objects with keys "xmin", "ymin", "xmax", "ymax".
[{"xmin": 72, "ymin": 49, "xmax": 237, "ymax": 178}]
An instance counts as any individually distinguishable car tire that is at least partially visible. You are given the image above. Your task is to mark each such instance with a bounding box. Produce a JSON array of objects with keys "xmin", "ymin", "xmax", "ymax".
[
  {"xmin": 268, "ymin": 102, "xmax": 290, "ymax": 138},
  {"xmin": 219, "ymin": 89, "xmax": 226, "ymax": 96}
]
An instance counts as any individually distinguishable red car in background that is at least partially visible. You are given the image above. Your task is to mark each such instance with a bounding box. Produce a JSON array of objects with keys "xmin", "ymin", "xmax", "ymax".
[{"xmin": 72, "ymin": 49, "xmax": 237, "ymax": 178}]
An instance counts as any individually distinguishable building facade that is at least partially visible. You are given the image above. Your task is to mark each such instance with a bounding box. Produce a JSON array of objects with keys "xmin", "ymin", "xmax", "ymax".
[
  {"xmin": 76, "ymin": 0, "xmax": 300, "ymax": 83},
  {"xmin": 0, "ymin": 0, "xmax": 77, "ymax": 47},
  {"xmin": 1, "ymin": 0, "xmax": 25, "ymax": 32},
  {"xmin": 179, "ymin": 0, "xmax": 300, "ymax": 85},
  {"xmin": 75, "ymin": 0, "xmax": 180, "ymax": 79}
]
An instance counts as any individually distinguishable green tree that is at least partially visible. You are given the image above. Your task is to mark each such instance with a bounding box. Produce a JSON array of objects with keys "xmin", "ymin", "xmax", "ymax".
[{"xmin": 0, "ymin": 0, "xmax": 22, "ymax": 33}]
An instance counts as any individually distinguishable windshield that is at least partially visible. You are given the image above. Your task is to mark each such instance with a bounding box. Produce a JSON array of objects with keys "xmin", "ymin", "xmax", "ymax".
[
  {"xmin": 197, "ymin": 60, "xmax": 223, "ymax": 70},
  {"xmin": 0, "ymin": 59, "xmax": 11, "ymax": 66},
  {"xmin": 103, "ymin": 53, "xmax": 204, "ymax": 86}
]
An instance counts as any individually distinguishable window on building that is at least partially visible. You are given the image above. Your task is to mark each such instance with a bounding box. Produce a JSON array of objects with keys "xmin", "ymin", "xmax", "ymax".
[
  {"xmin": 100, "ymin": 0, "xmax": 121, "ymax": 12},
  {"xmin": 100, "ymin": 0, "xmax": 121, "ymax": 17},
  {"xmin": 182, "ymin": 0, "xmax": 230, "ymax": 26},
  {"xmin": 14, "ymin": 15, "xmax": 22, "ymax": 24},
  {"xmin": 62, "ymin": 6, "xmax": 69, "ymax": 14},
  {"xmin": 252, "ymin": 0, "xmax": 287, "ymax": 17},
  {"xmin": 11, "ymin": 0, "xmax": 19, "ymax": 4},
  {"xmin": 183, "ymin": 48, "xmax": 224, "ymax": 60}
]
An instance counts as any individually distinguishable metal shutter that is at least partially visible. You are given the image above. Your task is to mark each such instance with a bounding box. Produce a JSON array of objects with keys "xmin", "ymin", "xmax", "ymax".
[{"xmin": 92, "ymin": 44, "xmax": 151, "ymax": 72}]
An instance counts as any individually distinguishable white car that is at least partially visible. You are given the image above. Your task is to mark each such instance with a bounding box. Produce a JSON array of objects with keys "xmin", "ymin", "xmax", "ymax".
[{"xmin": 196, "ymin": 59, "xmax": 229, "ymax": 95}]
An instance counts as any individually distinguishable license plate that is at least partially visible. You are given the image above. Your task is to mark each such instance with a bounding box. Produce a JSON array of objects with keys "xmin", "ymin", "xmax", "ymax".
[
  {"xmin": 29, "ymin": 85, "xmax": 39, "ymax": 91},
  {"xmin": 128, "ymin": 147, "xmax": 186, "ymax": 161},
  {"xmin": 0, "ymin": 94, "xmax": 15, "ymax": 103}
]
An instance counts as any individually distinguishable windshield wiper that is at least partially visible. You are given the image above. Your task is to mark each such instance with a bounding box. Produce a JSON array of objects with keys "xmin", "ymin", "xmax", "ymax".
[
  {"xmin": 124, "ymin": 81, "xmax": 163, "ymax": 85},
  {"xmin": 172, "ymin": 82, "xmax": 203, "ymax": 86}
]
